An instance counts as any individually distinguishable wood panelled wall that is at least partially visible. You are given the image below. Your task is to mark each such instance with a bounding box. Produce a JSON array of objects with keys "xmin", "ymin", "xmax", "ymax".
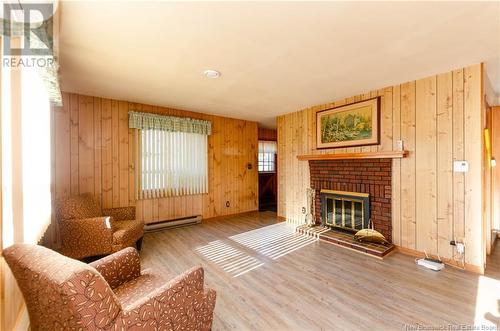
[
  {"xmin": 277, "ymin": 64, "xmax": 484, "ymax": 268},
  {"xmin": 493, "ymin": 107, "xmax": 500, "ymax": 234},
  {"xmin": 53, "ymin": 92, "xmax": 258, "ymax": 224},
  {"xmin": 258, "ymin": 128, "xmax": 277, "ymax": 141}
]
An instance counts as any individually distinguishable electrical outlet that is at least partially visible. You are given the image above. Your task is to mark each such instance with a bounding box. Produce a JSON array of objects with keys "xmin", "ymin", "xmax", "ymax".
[
  {"xmin": 226, "ymin": 201, "xmax": 230, "ymax": 208},
  {"xmin": 302, "ymin": 207, "xmax": 306, "ymax": 214},
  {"xmin": 396, "ymin": 140, "xmax": 404, "ymax": 151},
  {"xmin": 453, "ymin": 161, "xmax": 469, "ymax": 172}
]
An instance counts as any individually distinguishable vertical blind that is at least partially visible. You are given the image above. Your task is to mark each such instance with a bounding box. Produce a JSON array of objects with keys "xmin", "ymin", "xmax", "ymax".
[
  {"xmin": 130, "ymin": 112, "xmax": 211, "ymax": 199},
  {"xmin": 138, "ymin": 130, "xmax": 208, "ymax": 198}
]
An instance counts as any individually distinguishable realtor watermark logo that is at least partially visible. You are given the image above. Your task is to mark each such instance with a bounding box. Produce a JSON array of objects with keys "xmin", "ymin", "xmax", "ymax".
[
  {"xmin": 2, "ymin": 2, "xmax": 54, "ymax": 68},
  {"xmin": 404, "ymin": 323, "xmax": 499, "ymax": 330}
]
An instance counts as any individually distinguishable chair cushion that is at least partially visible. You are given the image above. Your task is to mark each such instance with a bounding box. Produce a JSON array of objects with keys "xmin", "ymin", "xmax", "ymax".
[
  {"xmin": 112, "ymin": 219, "xmax": 144, "ymax": 246},
  {"xmin": 56, "ymin": 193, "xmax": 102, "ymax": 220},
  {"xmin": 113, "ymin": 268, "xmax": 169, "ymax": 308}
]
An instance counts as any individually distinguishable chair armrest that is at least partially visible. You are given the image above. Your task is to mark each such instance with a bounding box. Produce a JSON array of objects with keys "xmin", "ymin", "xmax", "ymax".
[
  {"xmin": 103, "ymin": 206, "xmax": 136, "ymax": 221},
  {"xmin": 89, "ymin": 247, "xmax": 141, "ymax": 289},
  {"xmin": 121, "ymin": 267, "xmax": 216, "ymax": 331},
  {"xmin": 59, "ymin": 217, "xmax": 113, "ymax": 258}
]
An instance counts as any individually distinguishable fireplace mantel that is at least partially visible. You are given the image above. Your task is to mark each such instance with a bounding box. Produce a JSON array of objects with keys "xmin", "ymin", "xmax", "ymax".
[{"xmin": 297, "ymin": 150, "xmax": 408, "ymax": 161}]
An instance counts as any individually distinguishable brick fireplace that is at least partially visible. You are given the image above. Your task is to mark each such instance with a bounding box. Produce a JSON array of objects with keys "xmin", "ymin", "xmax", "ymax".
[{"xmin": 309, "ymin": 158, "xmax": 392, "ymax": 242}]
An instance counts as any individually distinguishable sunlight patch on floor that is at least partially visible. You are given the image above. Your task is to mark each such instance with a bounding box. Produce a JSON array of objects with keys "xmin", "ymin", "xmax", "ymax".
[
  {"xmin": 230, "ymin": 223, "xmax": 295, "ymax": 248},
  {"xmin": 230, "ymin": 222, "xmax": 317, "ymax": 260},
  {"xmin": 195, "ymin": 223, "xmax": 317, "ymax": 277},
  {"xmin": 195, "ymin": 240, "xmax": 264, "ymax": 277},
  {"xmin": 474, "ymin": 275, "xmax": 500, "ymax": 327}
]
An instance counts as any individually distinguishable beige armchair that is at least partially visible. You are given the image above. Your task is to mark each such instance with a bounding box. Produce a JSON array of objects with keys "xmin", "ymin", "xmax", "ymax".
[
  {"xmin": 3, "ymin": 244, "xmax": 217, "ymax": 331},
  {"xmin": 54, "ymin": 193, "xmax": 144, "ymax": 260}
]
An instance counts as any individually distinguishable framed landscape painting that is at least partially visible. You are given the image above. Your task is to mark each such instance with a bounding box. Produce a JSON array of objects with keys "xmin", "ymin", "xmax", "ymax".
[{"xmin": 316, "ymin": 97, "xmax": 380, "ymax": 149}]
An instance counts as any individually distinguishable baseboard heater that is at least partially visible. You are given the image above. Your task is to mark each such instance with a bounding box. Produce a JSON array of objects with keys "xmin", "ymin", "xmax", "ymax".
[{"xmin": 144, "ymin": 215, "xmax": 202, "ymax": 232}]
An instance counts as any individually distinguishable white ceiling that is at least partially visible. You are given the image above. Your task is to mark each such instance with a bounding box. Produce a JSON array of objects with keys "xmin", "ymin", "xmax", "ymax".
[{"xmin": 59, "ymin": 1, "xmax": 500, "ymax": 128}]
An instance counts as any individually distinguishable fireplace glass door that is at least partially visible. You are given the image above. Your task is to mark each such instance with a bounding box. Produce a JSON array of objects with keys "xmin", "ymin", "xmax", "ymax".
[{"xmin": 321, "ymin": 190, "xmax": 370, "ymax": 231}]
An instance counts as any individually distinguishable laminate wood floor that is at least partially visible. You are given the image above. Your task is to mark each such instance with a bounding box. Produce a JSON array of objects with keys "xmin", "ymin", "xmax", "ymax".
[{"xmin": 140, "ymin": 211, "xmax": 500, "ymax": 331}]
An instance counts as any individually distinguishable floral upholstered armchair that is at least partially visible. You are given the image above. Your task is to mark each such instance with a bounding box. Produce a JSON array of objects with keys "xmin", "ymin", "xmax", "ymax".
[
  {"xmin": 3, "ymin": 244, "xmax": 217, "ymax": 331},
  {"xmin": 54, "ymin": 193, "xmax": 144, "ymax": 260}
]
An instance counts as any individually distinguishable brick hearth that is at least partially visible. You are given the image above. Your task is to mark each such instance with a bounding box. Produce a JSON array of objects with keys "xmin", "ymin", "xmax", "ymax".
[{"xmin": 309, "ymin": 158, "xmax": 392, "ymax": 242}]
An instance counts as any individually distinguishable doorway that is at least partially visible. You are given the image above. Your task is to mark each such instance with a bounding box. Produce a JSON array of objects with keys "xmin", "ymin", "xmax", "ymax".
[{"xmin": 258, "ymin": 129, "xmax": 277, "ymax": 212}]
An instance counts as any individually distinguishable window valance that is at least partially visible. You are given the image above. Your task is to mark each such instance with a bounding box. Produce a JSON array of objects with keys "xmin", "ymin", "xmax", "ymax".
[{"xmin": 129, "ymin": 111, "xmax": 212, "ymax": 135}]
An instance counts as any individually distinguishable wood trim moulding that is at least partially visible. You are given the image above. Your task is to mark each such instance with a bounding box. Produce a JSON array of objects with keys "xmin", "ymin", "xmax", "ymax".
[
  {"xmin": 203, "ymin": 210, "xmax": 260, "ymax": 222},
  {"xmin": 297, "ymin": 150, "xmax": 408, "ymax": 161},
  {"xmin": 396, "ymin": 246, "xmax": 484, "ymax": 274}
]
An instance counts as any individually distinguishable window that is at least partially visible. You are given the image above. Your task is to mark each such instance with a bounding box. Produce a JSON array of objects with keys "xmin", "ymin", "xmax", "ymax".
[
  {"xmin": 20, "ymin": 65, "xmax": 52, "ymax": 244},
  {"xmin": 139, "ymin": 129, "xmax": 208, "ymax": 198},
  {"xmin": 258, "ymin": 140, "xmax": 277, "ymax": 173},
  {"xmin": 1, "ymin": 38, "xmax": 53, "ymax": 247}
]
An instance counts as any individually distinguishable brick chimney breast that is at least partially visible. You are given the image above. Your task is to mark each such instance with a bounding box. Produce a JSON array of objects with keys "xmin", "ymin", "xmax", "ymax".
[{"xmin": 309, "ymin": 158, "xmax": 392, "ymax": 242}]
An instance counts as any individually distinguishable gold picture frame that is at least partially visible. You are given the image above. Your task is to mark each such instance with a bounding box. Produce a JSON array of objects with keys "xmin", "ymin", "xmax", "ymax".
[{"xmin": 316, "ymin": 97, "xmax": 380, "ymax": 149}]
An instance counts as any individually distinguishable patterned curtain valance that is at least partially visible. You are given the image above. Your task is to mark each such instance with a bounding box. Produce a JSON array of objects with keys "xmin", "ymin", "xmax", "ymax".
[{"xmin": 129, "ymin": 111, "xmax": 212, "ymax": 135}]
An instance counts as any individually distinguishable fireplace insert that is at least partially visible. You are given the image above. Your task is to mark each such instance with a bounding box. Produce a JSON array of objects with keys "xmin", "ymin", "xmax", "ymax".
[{"xmin": 320, "ymin": 189, "xmax": 370, "ymax": 231}]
